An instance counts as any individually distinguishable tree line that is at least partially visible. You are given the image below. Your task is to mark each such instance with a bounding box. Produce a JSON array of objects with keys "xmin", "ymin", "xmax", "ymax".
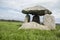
[{"xmin": 0, "ymin": 19, "xmax": 23, "ymax": 22}]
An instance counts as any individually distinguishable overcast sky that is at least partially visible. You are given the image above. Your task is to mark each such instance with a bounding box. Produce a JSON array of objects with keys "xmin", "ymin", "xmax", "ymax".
[{"xmin": 0, "ymin": 0, "xmax": 60, "ymax": 23}]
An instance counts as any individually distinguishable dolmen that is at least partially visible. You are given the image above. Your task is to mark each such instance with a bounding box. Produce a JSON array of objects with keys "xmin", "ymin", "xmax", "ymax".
[{"xmin": 19, "ymin": 6, "xmax": 56, "ymax": 30}]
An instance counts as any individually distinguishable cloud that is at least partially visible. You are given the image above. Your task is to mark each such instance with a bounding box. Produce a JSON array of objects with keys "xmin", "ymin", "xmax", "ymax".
[
  {"xmin": 0, "ymin": 7, "xmax": 25, "ymax": 21},
  {"xmin": 0, "ymin": 0, "xmax": 58, "ymax": 9},
  {"xmin": 53, "ymin": 9, "xmax": 60, "ymax": 18}
]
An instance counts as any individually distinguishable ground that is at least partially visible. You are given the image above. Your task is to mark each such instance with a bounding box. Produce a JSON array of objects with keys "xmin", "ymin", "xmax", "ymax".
[{"xmin": 0, "ymin": 21, "xmax": 60, "ymax": 40}]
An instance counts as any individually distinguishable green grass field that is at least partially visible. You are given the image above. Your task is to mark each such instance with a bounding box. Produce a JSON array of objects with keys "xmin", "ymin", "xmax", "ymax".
[{"xmin": 0, "ymin": 21, "xmax": 60, "ymax": 40}]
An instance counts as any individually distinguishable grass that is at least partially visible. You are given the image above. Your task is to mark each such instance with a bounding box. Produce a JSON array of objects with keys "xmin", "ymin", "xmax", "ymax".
[{"xmin": 0, "ymin": 21, "xmax": 60, "ymax": 40}]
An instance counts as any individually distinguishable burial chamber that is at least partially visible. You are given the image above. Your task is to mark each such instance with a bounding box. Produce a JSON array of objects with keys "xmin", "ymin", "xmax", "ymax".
[{"xmin": 19, "ymin": 6, "xmax": 56, "ymax": 30}]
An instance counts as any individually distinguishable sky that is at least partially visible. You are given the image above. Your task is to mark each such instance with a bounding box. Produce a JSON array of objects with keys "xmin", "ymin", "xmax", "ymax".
[{"xmin": 0, "ymin": 0, "xmax": 60, "ymax": 23}]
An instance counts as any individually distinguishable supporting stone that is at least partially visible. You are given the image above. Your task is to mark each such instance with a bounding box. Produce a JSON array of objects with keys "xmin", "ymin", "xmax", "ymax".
[
  {"xmin": 43, "ymin": 14, "xmax": 56, "ymax": 30},
  {"xmin": 32, "ymin": 15, "xmax": 40, "ymax": 24},
  {"xmin": 19, "ymin": 22, "xmax": 50, "ymax": 30},
  {"xmin": 24, "ymin": 14, "xmax": 30, "ymax": 23}
]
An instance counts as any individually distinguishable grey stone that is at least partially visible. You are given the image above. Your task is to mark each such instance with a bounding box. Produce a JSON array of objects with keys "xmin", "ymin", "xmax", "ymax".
[
  {"xmin": 24, "ymin": 14, "xmax": 30, "ymax": 23},
  {"xmin": 43, "ymin": 14, "xmax": 56, "ymax": 30},
  {"xmin": 19, "ymin": 22, "xmax": 50, "ymax": 30},
  {"xmin": 22, "ymin": 6, "xmax": 52, "ymax": 16},
  {"xmin": 32, "ymin": 15, "xmax": 40, "ymax": 24}
]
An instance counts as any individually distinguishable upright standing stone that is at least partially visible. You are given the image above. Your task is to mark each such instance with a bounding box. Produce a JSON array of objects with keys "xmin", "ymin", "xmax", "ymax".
[
  {"xmin": 32, "ymin": 15, "xmax": 40, "ymax": 24},
  {"xmin": 24, "ymin": 14, "xmax": 30, "ymax": 23},
  {"xmin": 43, "ymin": 14, "xmax": 56, "ymax": 30}
]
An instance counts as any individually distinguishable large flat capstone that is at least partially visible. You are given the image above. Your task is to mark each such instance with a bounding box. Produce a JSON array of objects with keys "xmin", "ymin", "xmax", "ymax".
[{"xmin": 22, "ymin": 6, "xmax": 52, "ymax": 16}]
